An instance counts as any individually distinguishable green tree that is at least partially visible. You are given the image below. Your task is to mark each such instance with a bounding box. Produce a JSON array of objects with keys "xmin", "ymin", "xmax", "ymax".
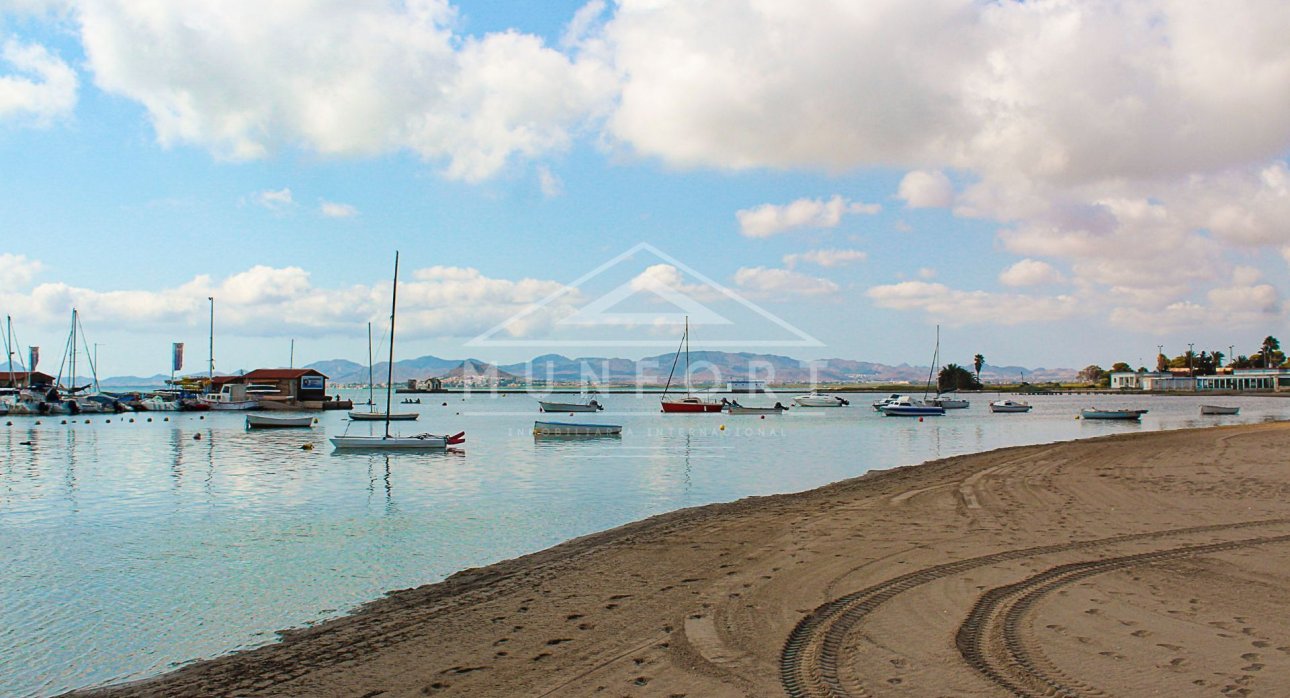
[
  {"xmin": 973, "ymin": 353, "xmax": 985, "ymax": 384},
  {"xmin": 1110, "ymin": 362, "xmax": 1132, "ymax": 373},
  {"xmin": 1077, "ymin": 364, "xmax": 1105, "ymax": 384},
  {"xmin": 1155, "ymin": 353, "xmax": 1169, "ymax": 372},
  {"xmin": 938, "ymin": 363, "xmax": 981, "ymax": 391}
]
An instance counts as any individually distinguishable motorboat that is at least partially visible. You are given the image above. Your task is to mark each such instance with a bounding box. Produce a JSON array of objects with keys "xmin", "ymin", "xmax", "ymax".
[
  {"xmin": 247, "ymin": 414, "xmax": 315, "ymax": 429},
  {"xmin": 880, "ymin": 395, "xmax": 946, "ymax": 417},
  {"xmin": 794, "ymin": 392, "xmax": 850, "ymax": 407},
  {"xmin": 532, "ymin": 421, "xmax": 622, "ymax": 436},
  {"xmin": 138, "ymin": 395, "xmax": 182, "ymax": 411},
  {"xmin": 1199, "ymin": 405, "xmax": 1240, "ymax": 416},
  {"xmin": 871, "ymin": 394, "xmax": 902, "ymax": 410},
  {"xmin": 1080, "ymin": 408, "xmax": 1148, "ymax": 421},
  {"xmin": 724, "ymin": 400, "xmax": 787, "ymax": 415},
  {"xmin": 989, "ymin": 399, "xmax": 1033, "ymax": 413},
  {"xmin": 538, "ymin": 398, "xmax": 603, "ymax": 413},
  {"xmin": 198, "ymin": 384, "xmax": 259, "ymax": 411},
  {"xmin": 931, "ymin": 395, "xmax": 969, "ymax": 409}
]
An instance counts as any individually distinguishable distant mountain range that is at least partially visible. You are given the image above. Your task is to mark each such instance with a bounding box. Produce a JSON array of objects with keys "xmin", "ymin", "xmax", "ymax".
[{"xmin": 94, "ymin": 352, "xmax": 1076, "ymax": 387}]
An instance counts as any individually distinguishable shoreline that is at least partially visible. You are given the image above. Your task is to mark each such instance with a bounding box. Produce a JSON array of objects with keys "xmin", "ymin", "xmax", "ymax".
[{"xmin": 76, "ymin": 420, "xmax": 1290, "ymax": 697}]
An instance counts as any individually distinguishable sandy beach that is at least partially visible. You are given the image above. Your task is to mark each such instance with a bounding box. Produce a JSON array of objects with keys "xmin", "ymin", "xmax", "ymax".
[{"xmin": 77, "ymin": 420, "xmax": 1290, "ymax": 697}]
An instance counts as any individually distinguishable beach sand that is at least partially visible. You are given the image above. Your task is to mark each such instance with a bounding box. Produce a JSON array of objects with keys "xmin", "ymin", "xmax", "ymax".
[{"xmin": 78, "ymin": 421, "xmax": 1290, "ymax": 697}]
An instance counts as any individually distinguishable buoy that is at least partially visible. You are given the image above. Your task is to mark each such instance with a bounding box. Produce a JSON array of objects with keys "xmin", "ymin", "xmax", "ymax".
[
  {"xmin": 719, "ymin": 424, "xmax": 726, "ymax": 431},
  {"xmin": 129, "ymin": 418, "xmax": 135, "ymax": 423},
  {"xmin": 760, "ymin": 415, "xmax": 765, "ymax": 419},
  {"xmin": 301, "ymin": 443, "xmax": 314, "ymax": 450},
  {"xmin": 106, "ymin": 419, "xmax": 111, "ymax": 423},
  {"xmin": 194, "ymin": 433, "xmax": 201, "ymax": 440},
  {"xmin": 162, "ymin": 417, "xmax": 168, "ymax": 421},
  {"xmin": 61, "ymin": 419, "xmax": 67, "ymax": 424},
  {"xmin": 85, "ymin": 420, "xmax": 91, "ymax": 424},
  {"xmin": 442, "ymin": 402, "xmax": 447, "ymax": 406},
  {"xmin": 199, "ymin": 415, "xmax": 204, "ymax": 420},
  {"xmin": 918, "ymin": 417, "xmax": 924, "ymax": 422}
]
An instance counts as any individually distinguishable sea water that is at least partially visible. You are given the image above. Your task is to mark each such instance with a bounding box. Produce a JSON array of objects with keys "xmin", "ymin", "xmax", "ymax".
[{"xmin": 0, "ymin": 391, "xmax": 1286, "ymax": 697}]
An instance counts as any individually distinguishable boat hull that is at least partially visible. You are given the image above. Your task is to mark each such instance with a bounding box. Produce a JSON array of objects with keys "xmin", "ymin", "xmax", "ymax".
[
  {"xmin": 349, "ymin": 411, "xmax": 419, "ymax": 421},
  {"xmin": 331, "ymin": 431, "xmax": 464, "ymax": 450},
  {"xmin": 199, "ymin": 398, "xmax": 259, "ymax": 411},
  {"xmin": 932, "ymin": 398, "xmax": 970, "ymax": 409},
  {"xmin": 881, "ymin": 405, "xmax": 946, "ymax": 417},
  {"xmin": 794, "ymin": 394, "xmax": 850, "ymax": 407},
  {"xmin": 533, "ymin": 421, "xmax": 622, "ymax": 436},
  {"xmin": 660, "ymin": 401, "xmax": 723, "ymax": 413},
  {"xmin": 1081, "ymin": 409, "xmax": 1147, "ymax": 420},
  {"xmin": 989, "ymin": 401, "xmax": 1033, "ymax": 413},
  {"xmin": 538, "ymin": 401, "xmax": 603, "ymax": 413},
  {"xmin": 1200, "ymin": 405, "xmax": 1240, "ymax": 415},
  {"xmin": 727, "ymin": 406, "xmax": 786, "ymax": 415},
  {"xmin": 247, "ymin": 415, "xmax": 314, "ymax": 428}
]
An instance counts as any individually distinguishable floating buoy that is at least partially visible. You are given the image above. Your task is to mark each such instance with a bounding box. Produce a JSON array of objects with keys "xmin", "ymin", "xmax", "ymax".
[
  {"xmin": 85, "ymin": 420, "xmax": 91, "ymax": 424},
  {"xmin": 442, "ymin": 402, "xmax": 448, "ymax": 406},
  {"xmin": 199, "ymin": 415, "xmax": 204, "ymax": 420},
  {"xmin": 106, "ymin": 419, "xmax": 111, "ymax": 423},
  {"xmin": 918, "ymin": 417, "xmax": 924, "ymax": 422},
  {"xmin": 301, "ymin": 443, "xmax": 314, "ymax": 450},
  {"xmin": 162, "ymin": 417, "xmax": 168, "ymax": 421},
  {"xmin": 19, "ymin": 441, "xmax": 32, "ymax": 446},
  {"xmin": 760, "ymin": 415, "xmax": 765, "ymax": 419},
  {"xmin": 719, "ymin": 424, "xmax": 726, "ymax": 431},
  {"xmin": 129, "ymin": 418, "xmax": 135, "ymax": 423},
  {"xmin": 193, "ymin": 433, "xmax": 201, "ymax": 440}
]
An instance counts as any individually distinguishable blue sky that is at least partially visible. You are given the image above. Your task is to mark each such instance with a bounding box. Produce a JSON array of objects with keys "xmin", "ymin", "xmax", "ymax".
[{"xmin": 1, "ymin": 1, "xmax": 1288, "ymax": 378}]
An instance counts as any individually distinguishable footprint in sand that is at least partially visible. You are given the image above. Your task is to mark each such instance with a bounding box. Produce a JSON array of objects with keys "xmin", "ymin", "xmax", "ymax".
[
  {"xmin": 546, "ymin": 638, "xmax": 572, "ymax": 646},
  {"xmin": 1252, "ymin": 641, "xmax": 1270, "ymax": 649},
  {"xmin": 566, "ymin": 614, "xmax": 583, "ymax": 621},
  {"xmin": 532, "ymin": 653, "xmax": 551, "ymax": 662},
  {"xmin": 1241, "ymin": 653, "xmax": 1261, "ymax": 662},
  {"xmin": 1131, "ymin": 630, "xmax": 1152, "ymax": 638},
  {"xmin": 1169, "ymin": 657, "xmax": 1186, "ymax": 667}
]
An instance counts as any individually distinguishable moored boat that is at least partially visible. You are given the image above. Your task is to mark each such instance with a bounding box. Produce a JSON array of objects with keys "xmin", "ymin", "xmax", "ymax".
[
  {"xmin": 931, "ymin": 395, "xmax": 969, "ymax": 409},
  {"xmin": 331, "ymin": 431, "xmax": 465, "ymax": 449},
  {"xmin": 532, "ymin": 421, "xmax": 622, "ymax": 436},
  {"xmin": 879, "ymin": 395, "xmax": 946, "ymax": 417},
  {"xmin": 989, "ymin": 399, "xmax": 1033, "ymax": 413},
  {"xmin": 725, "ymin": 400, "xmax": 787, "ymax": 415},
  {"xmin": 247, "ymin": 414, "xmax": 315, "ymax": 429},
  {"xmin": 794, "ymin": 392, "xmax": 850, "ymax": 407},
  {"xmin": 871, "ymin": 394, "xmax": 902, "ymax": 410},
  {"xmin": 659, "ymin": 317, "xmax": 723, "ymax": 413},
  {"xmin": 1199, "ymin": 404, "xmax": 1240, "ymax": 416},
  {"xmin": 1080, "ymin": 408, "xmax": 1148, "ymax": 421},
  {"xmin": 538, "ymin": 398, "xmax": 603, "ymax": 413},
  {"xmin": 349, "ymin": 410, "xmax": 419, "ymax": 421}
]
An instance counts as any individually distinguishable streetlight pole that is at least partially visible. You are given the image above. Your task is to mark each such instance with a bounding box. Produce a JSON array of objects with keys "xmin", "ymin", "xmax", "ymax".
[
  {"xmin": 1156, "ymin": 344, "xmax": 1164, "ymax": 372},
  {"xmin": 1188, "ymin": 342, "xmax": 1195, "ymax": 378}
]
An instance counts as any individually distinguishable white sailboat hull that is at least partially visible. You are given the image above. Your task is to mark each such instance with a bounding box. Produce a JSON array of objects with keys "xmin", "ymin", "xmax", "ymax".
[{"xmin": 349, "ymin": 410, "xmax": 419, "ymax": 421}]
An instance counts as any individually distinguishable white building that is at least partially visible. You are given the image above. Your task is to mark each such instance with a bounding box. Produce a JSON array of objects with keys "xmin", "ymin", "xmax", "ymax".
[{"xmin": 1196, "ymin": 369, "xmax": 1290, "ymax": 392}]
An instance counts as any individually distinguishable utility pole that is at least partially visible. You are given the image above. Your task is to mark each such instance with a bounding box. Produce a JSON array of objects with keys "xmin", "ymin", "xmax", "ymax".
[
  {"xmin": 1157, "ymin": 344, "xmax": 1164, "ymax": 372},
  {"xmin": 1229, "ymin": 345, "xmax": 1234, "ymax": 368},
  {"xmin": 1188, "ymin": 342, "xmax": 1195, "ymax": 378}
]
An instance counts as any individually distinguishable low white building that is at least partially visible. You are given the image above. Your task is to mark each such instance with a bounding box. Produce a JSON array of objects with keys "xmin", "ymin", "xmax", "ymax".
[{"xmin": 1196, "ymin": 369, "xmax": 1290, "ymax": 392}]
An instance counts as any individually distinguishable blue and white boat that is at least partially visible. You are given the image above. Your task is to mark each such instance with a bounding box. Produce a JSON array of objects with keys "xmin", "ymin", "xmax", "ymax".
[{"xmin": 880, "ymin": 395, "xmax": 946, "ymax": 417}]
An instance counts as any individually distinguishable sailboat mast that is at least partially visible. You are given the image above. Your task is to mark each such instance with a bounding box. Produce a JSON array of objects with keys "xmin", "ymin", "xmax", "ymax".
[
  {"xmin": 684, "ymin": 315, "xmax": 690, "ymax": 397},
  {"xmin": 208, "ymin": 296, "xmax": 215, "ymax": 385},
  {"xmin": 367, "ymin": 322, "xmax": 374, "ymax": 408},
  {"xmin": 5, "ymin": 315, "xmax": 12, "ymax": 388},
  {"xmin": 70, "ymin": 309, "xmax": 77, "ymax": 392},
  {"xmin": 384, "ymin": 251, "xmax": 399, "ymax": 439},
  {"xmin": 924, "ymin": 324, "xmax": 940, "ymax": 399}
]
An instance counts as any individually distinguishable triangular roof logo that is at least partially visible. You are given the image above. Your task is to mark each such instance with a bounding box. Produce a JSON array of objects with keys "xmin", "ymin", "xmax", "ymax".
[{"xmin": 467, "ymin": 243, "xmax": 822, "ymax": 348}]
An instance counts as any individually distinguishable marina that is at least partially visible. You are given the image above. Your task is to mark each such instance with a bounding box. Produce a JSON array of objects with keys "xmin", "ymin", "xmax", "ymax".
[{"xmin": 1, "ymin": 390, "xmax": 1287, "ymax": 696}]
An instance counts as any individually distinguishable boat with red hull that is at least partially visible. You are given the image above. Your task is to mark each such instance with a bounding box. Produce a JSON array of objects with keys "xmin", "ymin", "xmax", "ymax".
[{"xmin": 659, "ymin": 317, "xmax": 723, "ymax": 414}]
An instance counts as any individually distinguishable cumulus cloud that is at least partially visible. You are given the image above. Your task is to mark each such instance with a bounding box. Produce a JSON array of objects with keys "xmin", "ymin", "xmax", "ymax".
[
  {"xmin": 0, "ymin": 38, "xmax": 77, "ymax": 124},
  {"xmin": 628, "ymin": 263, "xmax": 725, "ymax": 302},
  {"xmin": 76, "ymin": 0, "xmax": 616, "ymax": 180},
  {"xmin": 320, "ymin": 201, "xmax": 358, "ymax": 218},
  {"xmin": 0, "ymin": 259, "xmax": 581, "ymax": 340},
  {"xmin": 737, "ymin": 195, "xmax": 880, "ymax": 238},
  {"xmin": 897, "ymin": 170, "xmax": 954, "ymax": 208},
  {"xmin": 537, "ymin": 165, "xmax": 563, "ymax": 197},
  {"xmin": 782, "ymin": 248, "xmax": 867, "ymax": 269},
  {"xmin": 734, "ymin": 267, "xmax": 839, "ymax": 297},
  {"xmin": 866, "ymin": 280, "xmax": 1081, "ymax": 325},
  {"xmin": 998, "ymin": 259, "xmax": 1066, "ymax": 287},
  {"xmin": 0, "ymin": 253, "xmax": 43, "ymax": 290}
]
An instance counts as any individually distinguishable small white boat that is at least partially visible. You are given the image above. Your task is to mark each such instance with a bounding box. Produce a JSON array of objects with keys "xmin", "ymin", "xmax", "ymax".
[
  {"xmin": 872, "ymin": 394, "xmax": 902, "ymax": 411},
  {"xmin": 139, "ymin": 395, "xmax": 181, "ymax": 411},
  {"xmin": 247, "ymin": 414, "xmax": 315, "ymax": 429},
  {"xmin": 199, "ymin": 384, "xmax": 259, "ymax": 411},
  {"xmin": 1200, "ymin": 405, "xmax": 1240, "ymax": 416},
  {"xmin": 931, "ymin": 395, "xmax": 970, "ymax": 409},
  {"xmin": 725, "ymin": 400, "xmax": 787, "ymax": 415},
  {"xmin": 533, "ymin": 421, "xmax": 622, "ymax": 436},
  {"xmin": 989, "ymin": 399, "xmax": 1033, "ymax": 413},
  {"xmin": 538, "ymin": 398, "xmax": 603, "ymax": 413},
  {"xmin": 331, "ymin": 431, "xmax": 465, "ymax": 450},
  {"xmin": 1081, "ymin": 408, "xmax": 1148, "ymax": 421},
  {"xmin": 880, "ymin": 395, "xmax": 946, "ymax": 417},
  {"xmin": 349, "ymin": 410, "xmax": 419, "ymax": 421},
  {"xmin": 794, "ymin": 392, "xmax": 850, "ymax": 407}
]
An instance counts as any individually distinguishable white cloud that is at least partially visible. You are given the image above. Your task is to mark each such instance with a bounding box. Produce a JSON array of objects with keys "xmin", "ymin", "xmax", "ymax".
[
  {"xmin": 627, "ymin": 263, "xmax": 725, "ymax": 302},
  {"xmin": 737, "ymin": 195, "xmax": 880, "ymax": 238},
  {"xmin": 537, "ymin": 165, "xmax": 563, "ymax": 197},
  {"xmin": 77, "ymin": 0, "xmax": 616, "ymax": 180},
  {"xmin": 734, "ymin": 267, "xmax": 838, "ymax": 297},
  {"xmin": 254, "ymin": 188, "xmax": 293, "ymax": 210},
  {"xmin": 0, "ymin": 38, "xmax": 77, "ymax": 124},
  {"xmin": 999, "ymin": 259, "xmax": 1066, "ymax": 287},
  {"xmin": 866, "ymin": 280, "xmax": 1081, "ymax": 325},
  {"xmin": 0, "ymin": 260, "xmax": 582, "ymax": 340},
  {"xmin": 897, "ymin": 170, "xmax": 954, "ymax": 209},
  {"xmin": 320, "ymin": 201, "xmax": 358, "ymax": 218},
  {"xmin": 782, "ymin": 248, "xmax": 867, "ymax": 269},
  {"xmin": 0, "ymin": 253, "xmax": 43, "ymax": 290},
  {"xmin": 918, "ymin": 267, "xmax": 937, "ymax": 280}
]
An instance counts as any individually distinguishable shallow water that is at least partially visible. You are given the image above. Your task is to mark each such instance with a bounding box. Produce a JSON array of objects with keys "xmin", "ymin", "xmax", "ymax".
[{"xmin": 0, "ymin": 391, "xmax": 1285, "ymax": 696}]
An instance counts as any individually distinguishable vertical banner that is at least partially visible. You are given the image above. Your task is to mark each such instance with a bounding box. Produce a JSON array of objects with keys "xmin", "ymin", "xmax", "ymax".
[
  {"xmin": 173, "ymin": 342, "xmax": 184, "ymax": 372},
  {"xmin": 28, "ymin": 346, "xmax": 38, "ymax": 372}
]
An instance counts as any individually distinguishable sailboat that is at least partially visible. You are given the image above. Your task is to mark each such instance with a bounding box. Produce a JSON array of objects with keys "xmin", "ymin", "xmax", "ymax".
[
  {"xmin": 331, "ymin": 252, "xmax": 464, "ymax": 450},
  {"xmin": 880, "ymin": 326, "xmax": 946, "ymax": 417},
  {"xmin": 660, "ymin": 317, "xmax": 723, "ymax": 413},
  {"xmin": 348, "ymin": 321, "xmax": 418, "ymax": 421}
]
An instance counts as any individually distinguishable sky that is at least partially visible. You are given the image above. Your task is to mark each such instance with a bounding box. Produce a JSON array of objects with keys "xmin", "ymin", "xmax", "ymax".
[{"xmin": 1, "ymin": 0, "xmax": 1288, "ymax": 378}]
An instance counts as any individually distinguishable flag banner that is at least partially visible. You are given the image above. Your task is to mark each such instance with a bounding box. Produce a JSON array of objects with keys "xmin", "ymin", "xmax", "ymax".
[
  {"xmin": 28, "ymin": 346, "xmax": 38, "ymax": 372},
  {"xmin": 173, "ymin": 342, "xmax": 184, "ymax": 372}
]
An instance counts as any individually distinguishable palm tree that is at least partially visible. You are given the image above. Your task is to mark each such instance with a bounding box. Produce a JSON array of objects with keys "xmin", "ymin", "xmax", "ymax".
[{"xmin": 973, "ymin": 354, "xmax": 984, "ymax": 385}]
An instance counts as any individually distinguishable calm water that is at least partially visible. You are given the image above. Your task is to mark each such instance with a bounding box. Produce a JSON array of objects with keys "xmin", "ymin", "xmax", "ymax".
[{"xmin": 1, "ymin": 391, "xmax": 1286, "ymax": 696}]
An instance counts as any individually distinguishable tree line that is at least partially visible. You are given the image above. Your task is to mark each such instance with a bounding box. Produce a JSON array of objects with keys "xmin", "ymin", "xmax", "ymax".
[{"xmin": 1077, "ymin": 335, "xmax": 1285, "ymax": 385}]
